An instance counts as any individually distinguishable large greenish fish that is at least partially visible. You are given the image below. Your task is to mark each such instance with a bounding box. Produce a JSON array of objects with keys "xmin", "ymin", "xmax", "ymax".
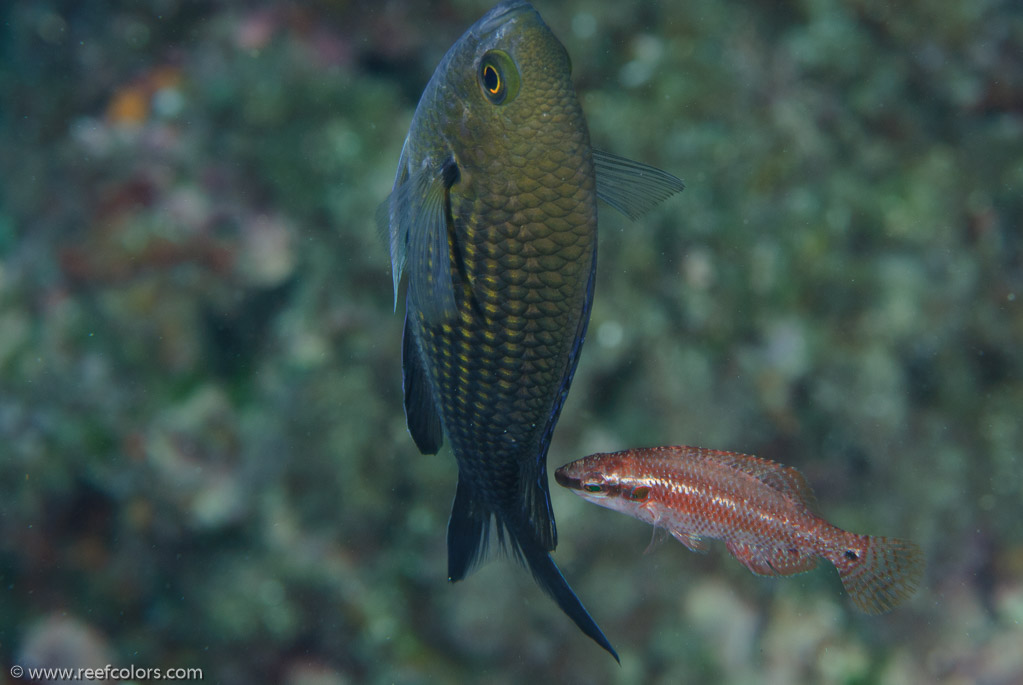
[{"xmin": 379, "ymin": 0, "xmax": 682, "ymax": 660}]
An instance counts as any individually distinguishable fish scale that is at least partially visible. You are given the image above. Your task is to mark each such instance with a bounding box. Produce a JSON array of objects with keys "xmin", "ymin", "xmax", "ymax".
[{"xmin": 649, "ymin": 448, "xmax": 823, "ymax": 557}]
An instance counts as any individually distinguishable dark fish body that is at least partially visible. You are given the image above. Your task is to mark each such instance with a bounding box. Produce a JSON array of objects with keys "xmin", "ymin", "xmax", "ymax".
[
  {"xmin": 556, "ymin": 446, "xmax": 924, "ymax": 614},
  {"xmin": 380, "ymin": 1, "xmax": 682, "ymax": 660}
]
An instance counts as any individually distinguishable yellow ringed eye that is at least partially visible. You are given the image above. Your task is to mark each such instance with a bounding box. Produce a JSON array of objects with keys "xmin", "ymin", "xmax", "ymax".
[
  {"xmin": 482, "ymin": 64, "xmax": 500, "ymax": 94},
  {"xmin": 478, "ymin": 50, "xmax": 520, "ymax": 105}
]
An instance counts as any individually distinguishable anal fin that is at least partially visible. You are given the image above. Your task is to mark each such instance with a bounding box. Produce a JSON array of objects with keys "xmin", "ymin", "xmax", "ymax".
[
  {"xmin": 726, "ymin": 540, "xmax": 777, "ymax": 576},
  {"xmin": 401, "ymin": 313, "xmax": 442, "ymax": 454},
  {"xmin": 726, "ymin": 540, "xmax": 818, "ymax": 577}
]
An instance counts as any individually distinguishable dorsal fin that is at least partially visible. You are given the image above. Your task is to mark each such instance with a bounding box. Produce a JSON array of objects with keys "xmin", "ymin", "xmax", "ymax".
[{"xmin": 695, "ymin": 447, "xmax": 819, "ymax": 513}]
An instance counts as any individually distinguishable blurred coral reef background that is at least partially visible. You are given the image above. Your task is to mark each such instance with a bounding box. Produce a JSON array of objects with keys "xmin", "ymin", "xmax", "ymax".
[{"xmin": 1, "ymin": 1, "xmax": 1021, "ymax": 684}]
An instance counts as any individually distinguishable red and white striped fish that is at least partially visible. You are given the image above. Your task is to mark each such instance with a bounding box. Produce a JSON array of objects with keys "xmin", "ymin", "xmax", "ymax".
[{"xmin": 555, "ymin": 445, "xmax": 924, "ymax": 613}]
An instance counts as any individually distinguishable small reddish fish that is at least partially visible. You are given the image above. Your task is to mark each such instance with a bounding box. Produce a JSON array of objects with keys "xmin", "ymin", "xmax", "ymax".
[{"xmin": 555, "ymin": 445, "xmax": 924, "ymax": 613}]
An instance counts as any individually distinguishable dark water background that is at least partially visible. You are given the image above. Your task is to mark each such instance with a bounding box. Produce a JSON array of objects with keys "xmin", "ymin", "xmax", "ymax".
[{"xmin": 1, "ymin": 1, "xmax": 1021, "ymax": 683}]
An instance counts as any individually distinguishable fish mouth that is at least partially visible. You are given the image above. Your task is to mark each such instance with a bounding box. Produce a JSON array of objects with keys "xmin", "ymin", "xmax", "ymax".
[
  {"xmin": 478, "ymin": 1, "xmax": 536, "ymax": 35},
  {"xmin": 554, "ymin": 466, "xmax": 579, "ymax": 490}
]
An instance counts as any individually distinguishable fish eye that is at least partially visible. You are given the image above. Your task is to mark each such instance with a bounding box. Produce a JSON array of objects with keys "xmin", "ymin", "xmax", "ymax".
[
  {"xmin": 478, "ymin": 50, "xmax": 520, "ymax": 105},
  {"xmin": 482, "ymin": 64, "xmax": 500, "ymax": 93},
  {"xmin": 583, "ymin": 483, "xmax": 603, "ymax": 493}
]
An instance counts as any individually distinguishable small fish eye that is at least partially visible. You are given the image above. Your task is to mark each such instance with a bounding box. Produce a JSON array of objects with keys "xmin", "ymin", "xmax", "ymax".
[
  {"xmin": 583, "ymin": 483, "xmax": 603, "ymax": 493},
  {"xmin": 478, "ymin": 50, "xmax": 520, "ymax": 105}
]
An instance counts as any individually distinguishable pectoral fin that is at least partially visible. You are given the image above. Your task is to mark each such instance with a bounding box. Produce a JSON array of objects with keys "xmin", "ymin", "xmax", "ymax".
[
  {"xmin": 593, "ymin": 148, "xmax": 685, "ymax": 220},
  {"xmin": 377, "ymin": 151, "xmax": 458, "ymax": 322},
  {"xmin": 377, "ymin": 137, "xmax": 412, "ymax": 310}
]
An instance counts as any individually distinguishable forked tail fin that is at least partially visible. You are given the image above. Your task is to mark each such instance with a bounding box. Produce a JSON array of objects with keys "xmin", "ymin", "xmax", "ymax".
[
  {"xmin": 446, "ymin": 477, "xmax": 619, "ymax": 662},
  {"xmin": 833, "ymin": 535, "xmax": 924, "ymax": 613},
  {"xmin": 513, "ymin": 517, "xmax": 619, "ymax": 662}
]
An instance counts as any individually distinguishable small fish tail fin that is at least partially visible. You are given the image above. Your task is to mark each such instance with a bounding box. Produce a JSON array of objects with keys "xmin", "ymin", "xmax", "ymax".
[
  {"xmin": 506, "ymin": 514, "xmax": 619, "ymax": 663},
  {"xmin": 832, "ymin": 534, "xmax": 924, "ymax": 614}
]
